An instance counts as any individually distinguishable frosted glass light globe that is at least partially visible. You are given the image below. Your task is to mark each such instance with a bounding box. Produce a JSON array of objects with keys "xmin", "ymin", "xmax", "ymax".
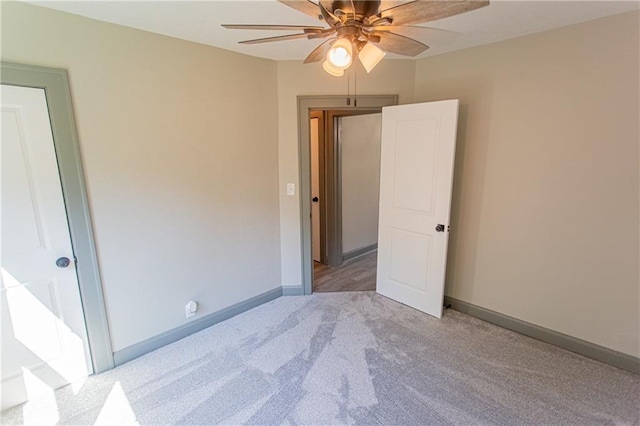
[
  {"xmin": 329, "ymin": 46, "xmax": 351, "ymax": 68},
  {"xmin": 327, "ymin": 39, "xmax": 353, "ymax": 70}
]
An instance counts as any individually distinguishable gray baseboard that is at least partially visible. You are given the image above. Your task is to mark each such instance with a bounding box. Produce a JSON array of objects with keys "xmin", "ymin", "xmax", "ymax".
[
  {"xmin": 282, "ymin": 285, "xmax": 304, "ymax": 296},
  {"xmin": 342, "ymin": 244, "xmax": 377, "ymax": 262},
  {"xmin": 444, "ymin": 296, "xmax": 640, "ymax": 374},
  {"xmin": 113, "ymin": 287, "xmax": 283, "ymax": 366}
]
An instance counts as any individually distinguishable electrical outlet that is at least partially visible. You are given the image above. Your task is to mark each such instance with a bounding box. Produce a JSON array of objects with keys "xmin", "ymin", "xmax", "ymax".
[{"xmin": 185, "ymin": 300, "xmax": 198, "ymax": 319}]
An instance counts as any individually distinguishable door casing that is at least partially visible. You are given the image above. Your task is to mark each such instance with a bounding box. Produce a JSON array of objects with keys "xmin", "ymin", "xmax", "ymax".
[{"xmin": 1, "ymin": 62, "xmax": 114, "ymax": 373}]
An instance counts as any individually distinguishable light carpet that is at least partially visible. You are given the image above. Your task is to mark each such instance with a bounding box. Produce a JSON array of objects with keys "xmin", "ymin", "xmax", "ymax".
[{"xmin": 2, "ymin": 292, "xmax": 639, "ymax": 425}]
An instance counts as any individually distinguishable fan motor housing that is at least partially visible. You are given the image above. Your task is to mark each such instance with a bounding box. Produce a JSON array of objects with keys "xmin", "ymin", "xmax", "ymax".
[{"xmin": 328, "ymin": 0, "xmax": 381, "ymax": 20}]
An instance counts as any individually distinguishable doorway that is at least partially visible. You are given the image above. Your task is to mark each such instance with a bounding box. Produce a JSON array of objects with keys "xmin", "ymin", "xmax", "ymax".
[
  {"xmin": 311, "ymin": 111, "xmax": 382, "ymax": 292},
  {"xmin": 297, "ymin": 95, "xmax": 398, "ymax": 295},
  {"xmin": 301, "ymin": 97, "xmax": 460, "ymax": 319}
]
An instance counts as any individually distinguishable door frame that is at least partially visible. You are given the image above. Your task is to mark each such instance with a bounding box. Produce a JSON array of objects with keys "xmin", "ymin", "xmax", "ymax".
[
  {"xmin": 298, "ymin": 95, "xmax": 397, "ymax": 295},
  {"xmin": 1, "ymin": 62, "xmax": 114, "ymax": 373}
]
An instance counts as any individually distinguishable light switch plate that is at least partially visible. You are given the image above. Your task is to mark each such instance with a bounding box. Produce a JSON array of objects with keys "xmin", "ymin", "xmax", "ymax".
[{"xmin": 286, "ymin": 183, "xmax": 295, "ymax": 196}]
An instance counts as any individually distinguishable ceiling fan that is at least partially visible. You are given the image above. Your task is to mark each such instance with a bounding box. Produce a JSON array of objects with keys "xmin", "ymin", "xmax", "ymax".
[{"xmin": 223, "ymin": 0, "xmax": 489, "ymax": 76}]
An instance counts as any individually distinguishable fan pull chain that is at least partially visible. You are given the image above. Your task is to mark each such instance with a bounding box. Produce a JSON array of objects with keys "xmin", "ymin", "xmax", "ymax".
[
  {"xmin": 354, "ymin": 65, "xmax": 358, "ymax": 107},
  {"xmin": 346, "ymin": 67, "xmax": 351, "ymax": 106}
]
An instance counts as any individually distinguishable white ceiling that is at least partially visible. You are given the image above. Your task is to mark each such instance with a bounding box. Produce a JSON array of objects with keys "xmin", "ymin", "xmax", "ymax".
[{"xmin": 29, "ymin": 0, "xmax": 640, "ymax": 60}]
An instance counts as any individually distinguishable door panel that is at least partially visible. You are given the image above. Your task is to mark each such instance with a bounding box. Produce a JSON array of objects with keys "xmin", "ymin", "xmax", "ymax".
[
  {"xmin": 376, "ymin": 100, "xmax": 459, "ymax": 318},
  {"xmin": 392, "ymin": 118, "xmax": 438, "ymax": 214},
  {"xmin": 389, "ymin": 229, "xmax": 432, "ymax": 291},
  {"xmin": 1, "ymin": 84, "xmax": 92, "ymax": 410}
]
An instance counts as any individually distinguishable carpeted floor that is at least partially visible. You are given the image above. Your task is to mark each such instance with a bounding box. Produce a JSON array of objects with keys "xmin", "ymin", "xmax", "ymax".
[{"xmin": 2, "ymin": 292, "xmax": 639, "ymax": 425}]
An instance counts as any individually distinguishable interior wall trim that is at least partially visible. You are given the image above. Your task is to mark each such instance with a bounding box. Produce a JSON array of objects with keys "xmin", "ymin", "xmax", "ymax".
[
  {"xmin": 342, "ymin": 244, "xmax": 378, "ymax": 262},
  {"xmin": 282, "ymin": 285, "xmax": 305, "ymax": 296},
  {"xmin": 444, "ymin": 296, "xmax": 640, "ymax": 374},
  {"xmin": 113, "ymin": 287, "xmax": 282, "ymax": 366}
]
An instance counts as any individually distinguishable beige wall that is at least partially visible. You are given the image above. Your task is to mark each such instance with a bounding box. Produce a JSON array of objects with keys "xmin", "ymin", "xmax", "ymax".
[
  {"xmin": 414, "ymin": 11, "xmax": 640, "ymax": 357},
  {"xmin": 1, "ymin": 2, "xmax": 281, "ymax": 352},
  {"xmin": 341, "ymin": 113, "xmax": 382, "ymax": 254},
  {"xmin": 277, "ymin": 60, "xmax": 415, "ymax": 287}
]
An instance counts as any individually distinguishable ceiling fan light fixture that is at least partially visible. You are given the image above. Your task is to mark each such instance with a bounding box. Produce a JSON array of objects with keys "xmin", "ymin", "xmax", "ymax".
[
  {"xmin": 225, "ymin": 0, "xmax": 491, "ymax": 75},
  {"xmin": 322, "ymin": 59, "xmax": 345, "ymax": 77},
  {"xmin": 327, "ymin": 38, "xmax": 353, "ymax": 69},
  {"xmin": 358, "ymin": 42, "xmax": 386, "ymax": 73}
]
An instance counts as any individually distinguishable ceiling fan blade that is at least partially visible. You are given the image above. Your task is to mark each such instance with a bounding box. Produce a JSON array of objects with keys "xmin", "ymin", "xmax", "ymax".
[
  {"xmin": 303, "ymin": 38, "xmax": 336, "ymax": 63},
  {"xmin": 379, "ymin": 0, "xmax": 489, "ymax": 26},
  {"xmin": 278, "ymin": 0, "xmax": 322, "ymax": 21},
  {"xmin": 222, "ymin": 24, "xmax": 326, "ymax": 31},
  {"xmin": 239, "ymin": 33, "xmax": 315, "ymax": 45},
  {"xmin": 372, "ymin": 31, "xmax": 429, "ymax": 56}
]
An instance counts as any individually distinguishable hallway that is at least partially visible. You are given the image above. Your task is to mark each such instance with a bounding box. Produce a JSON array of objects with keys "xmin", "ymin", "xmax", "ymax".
[{"xmin": 313, "ymin": 250, "xmax": 377, "ymax": 292}]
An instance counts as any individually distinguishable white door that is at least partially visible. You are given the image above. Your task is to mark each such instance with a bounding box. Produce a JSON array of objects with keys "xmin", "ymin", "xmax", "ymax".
[
  {"xmin": 376, "ymin": 100, "xmax": 459, "ymax": 318},
  {"xmin": 310, "ymin": 117, "xmax": 322, "ymax": 262},
  {"xmin": 1, "ymin": 84, "xmax": 92, "ymax": 410}
]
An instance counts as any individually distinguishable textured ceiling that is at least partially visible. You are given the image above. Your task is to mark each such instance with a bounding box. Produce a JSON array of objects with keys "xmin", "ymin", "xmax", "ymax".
[{"xmin": 29, "ymin": 1, "xmax": 640, "ymax": 60}]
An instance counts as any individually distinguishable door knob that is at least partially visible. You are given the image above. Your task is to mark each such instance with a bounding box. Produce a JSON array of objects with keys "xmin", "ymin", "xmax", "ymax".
[
  {"xmin": 312, "ymin": 197, "xmax": 319, "ymax": 203},
  {"xmin": 435, "ymin": 224, "xmax": 445, "ymax": 232},
  {"xmin": 56, "ymin": 257, "xmax": 71, "ymax": 268}
]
